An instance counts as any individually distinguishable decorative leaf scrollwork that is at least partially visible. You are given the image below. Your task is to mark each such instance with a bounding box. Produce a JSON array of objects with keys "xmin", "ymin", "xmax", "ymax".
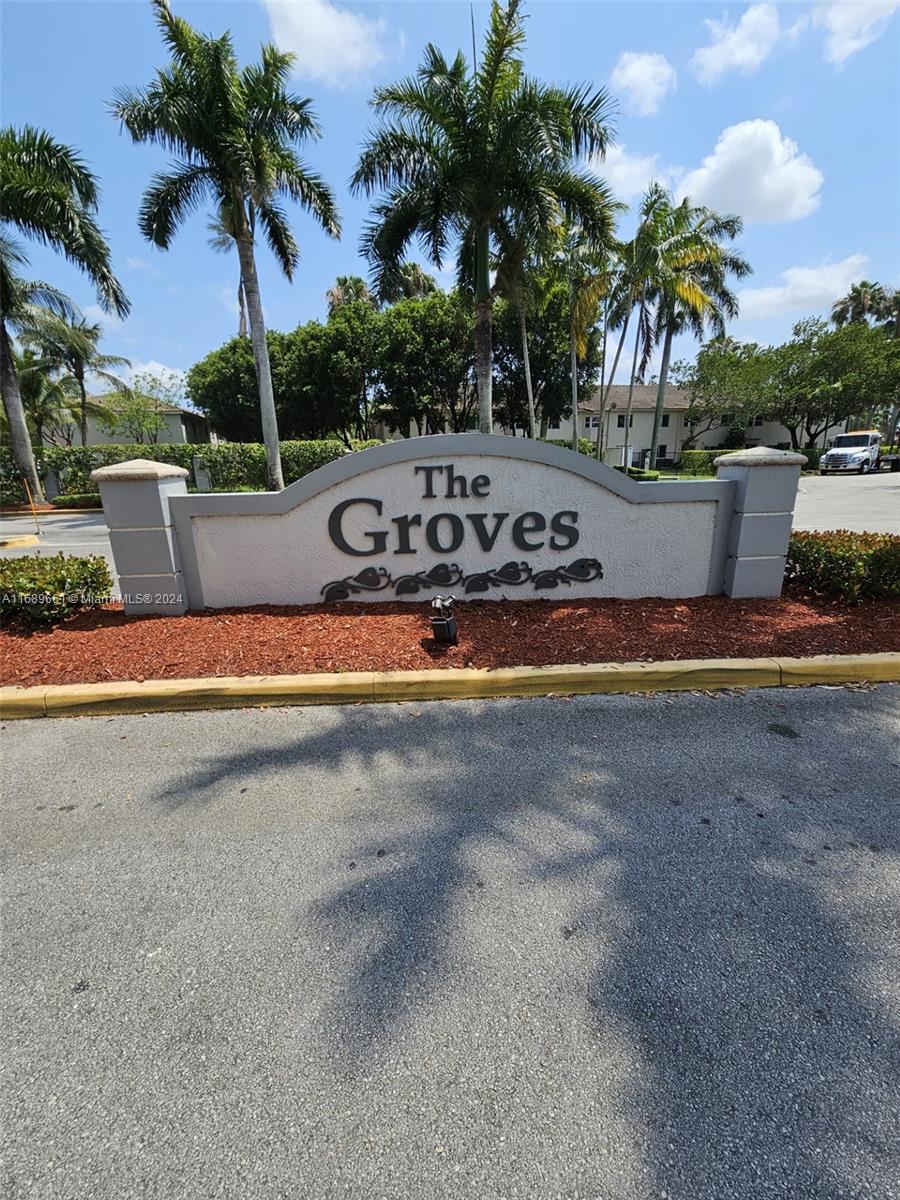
[
  {"xmin": 321, "ymin": 566, "xmax": 392, "ymax": 603},
  {"xmin": 532, "ymin": 558, "xmax": 604, "ymax": 589},
  {"xmin": 394, "ymin": 562, "xmax": 464, "ymax": 596},
  {"xmin": 462, "ymin": 560, "xmax": 532, "ymax": 594},
  {"xmin": 321, "ymin": 559, "xmax": 604, "ymax": 601}
]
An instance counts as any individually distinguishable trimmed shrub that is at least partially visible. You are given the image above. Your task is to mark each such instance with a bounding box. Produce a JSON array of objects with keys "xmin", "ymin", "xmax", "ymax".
[
  {"xmin": 0, "ymin": 552, "xmax": 113, "ymax": 628},
  {"xmin": 785, "ymin": 530, "xmax": 900, "ymax": 602},
  {"xmin": 51, "ymin": 493, "xmax": 102, "ymax": 509},
  {"xmin": 679, "ymin": 449, "xmax": 739, "ymax": 475},
  {"xmin": 42, "ymin": 443, "xmax": 196, "ymax": 494},
  {"xmin": 800, "ymin": 446, "xmax": 822, "ymax": 469}
]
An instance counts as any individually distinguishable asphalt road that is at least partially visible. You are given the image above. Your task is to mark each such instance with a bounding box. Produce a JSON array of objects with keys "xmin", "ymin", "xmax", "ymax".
[{"xmin": 3, "ymin": 686, "xmax": 899, "ymax": 1200}]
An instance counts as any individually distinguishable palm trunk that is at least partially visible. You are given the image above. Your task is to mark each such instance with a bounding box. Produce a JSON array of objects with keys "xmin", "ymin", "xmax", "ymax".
[
  {"xmin": 235, "ymin": 232, "xmax": 284, "ymax": 490},
  {"xmin": 622, "ymin": 303, "xmax": 643, "ymax": 471},
  {"xmin": 0, "ymin": 321, "xmax": 44, "ymax": 502},
  {"xmin": 569, "ymin": 290, "xmax": 579, "ymax": 453},
  {"xmin": 518, "ymin": 305, "xmax": 536, "ymax": 439},
  {"xmin": 238, "ymin": 279, "xmax": 248, "ymax": 338},
  {"xmin": 649, "ymin": 320, "xmax": 675, "ymax": 470},
  {"xmin": 601, "ymin": 309, "xmax": 631, "ymax": 409},
  {"xmin": 595, "ymin": 296, "xmax": 609, "ymax": 460},
  {"xmin": 77, "ymin": 366, "xmax": 88, "ymax": 447},
  {"xmin": 474, "ymin": 224, "xmax": 493, "ymax": 434}
]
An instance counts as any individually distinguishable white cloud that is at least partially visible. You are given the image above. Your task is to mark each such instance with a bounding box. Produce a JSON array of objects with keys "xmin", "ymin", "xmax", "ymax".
[
  {"xmin": 261, "ymin": 0, "xmax": 388, "ymax": 87},
  {"xmin": 737, "ymin": 254, "xmax": 868, "ymax": 318},
  {"xmin": 125, "ymin": 256, "xmax": 154, "ymax": 271},
  {"xmin": 83, "ymin": 303, "xmax": 122, "ymax": 331},
  {"xmin": 217, "ymin": 284, "xmax": 242, "ymax": 320},
  {"xmin": 691, "ymin": 2, "xmax": 782, "ymax": 84},
  {"xmin": 676, "ymin": 119, "xmax": 823, "ymax": 222},
  {"xmin": 598, "ymin": 143, "xmax": 665, "ymax": 201},
  {"xmin": 126, "ymin": 360, "xmax": 187, "ymax": 394},
  {"xmin": 610, "ymin": 51, "xmax": 677, "ymax": 116},
  {"xmin": 813, "ymin": 1, "xmax": 899, "ymax": 64}
]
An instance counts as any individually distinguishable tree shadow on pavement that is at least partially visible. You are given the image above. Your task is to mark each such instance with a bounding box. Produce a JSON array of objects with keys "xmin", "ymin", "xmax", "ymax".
[{"xmin": 151, "ymin": 686, "xmax": 900, "ymax": 1197}]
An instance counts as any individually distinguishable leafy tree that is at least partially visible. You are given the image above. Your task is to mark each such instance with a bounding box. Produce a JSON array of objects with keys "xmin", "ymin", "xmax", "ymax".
[
  {"xmin": 674, "ymin": 338, "xmax": 770, "ymax": 446},
  {"xmin": 22, "ymin": 314, "xmax": 130, "ymax": 445},
  {"xmin": 1, "ymin": 127, "xmax": 128, "ymax": 497},
  {"xmin": 352, "ymin": 0, "xmax": 616, "ymax": 434},
  {"xmin": 376, "ymin": 291, "xmax": 476, "ymax": 434},
  {"xmin": 493, "ymin": 280, "xmax": 601, "ymax": 435},
  {"xmin": 98, "ymin": 392, "xmax": 166, "ymax": 443},
  {"xmin": 111, "ymin": 0, "xmax": 340, "ymax": 489}
]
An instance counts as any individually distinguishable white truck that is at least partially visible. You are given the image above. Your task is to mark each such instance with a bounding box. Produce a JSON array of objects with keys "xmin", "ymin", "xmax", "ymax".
[{"xmin": 819, "ymin": 430, "xmax": 883, "ymax": 475}]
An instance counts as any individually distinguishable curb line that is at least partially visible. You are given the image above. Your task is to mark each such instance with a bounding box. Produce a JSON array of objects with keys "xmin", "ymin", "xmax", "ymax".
[
  {"xmin": 0, "ymin": 534, "xmax": 40, "ymax": 549},
  {"xmin": 2, "ymin": 653, "xmax": 898, "ymax": 720}
]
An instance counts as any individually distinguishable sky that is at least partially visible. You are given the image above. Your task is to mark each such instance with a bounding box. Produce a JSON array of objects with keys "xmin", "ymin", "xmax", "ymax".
[{"xmin": 2, "ymin": 0, "xmax": 898, "ymax": 396}]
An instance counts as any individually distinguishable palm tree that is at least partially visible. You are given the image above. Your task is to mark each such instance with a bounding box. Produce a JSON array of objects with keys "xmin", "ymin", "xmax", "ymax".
[
  {"xmin": 562, "ymin": 228, "xmax": 617, "ymax": 453},
  {"xmin": 646, "ymin": 198, "xmax": 750, "ymax": 469},
  {"xmin": 831, "ymin": 280, "xmax": 888, "ymax": 327},
  {"xmin": 325, "ymin": 275, "xmax": 374, "ymax": 315},
  {"xmin": 15, "ymin": 348, "xmax": 83, "ymax": 445},
  {"xmin": 383, "ymin": 262, "xmax": 439, "ymax": 303},
  {"xmin": 1, "ymin": 127, "xmax": 128, "ymax": 499},
  {"xmin": 352, "ymin": 0, "xmax": 616, "ymax": 434},
  {"xmin": 111, "ymin": 0, "xmax": 340, "ymax": 490},
  {"xmin": 23, "ymin": 314, "xmax": 130, "ymax": 446}
]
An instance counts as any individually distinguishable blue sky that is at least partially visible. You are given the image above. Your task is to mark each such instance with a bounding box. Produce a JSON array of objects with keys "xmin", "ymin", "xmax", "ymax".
[{"xmin": 2, "ymin": 0, "xmax": 898, "ymax": 393}]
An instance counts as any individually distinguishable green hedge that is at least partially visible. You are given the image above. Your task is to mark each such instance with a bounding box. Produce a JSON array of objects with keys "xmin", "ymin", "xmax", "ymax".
[
  {"xmin": 0, "ymin": 552, "xmax": 113, "ymax": 628},
  {"xmin": 800, "ymin": 446, "xmax": 822, "ymax": 469},
  {"xmin": 678, "ymin": 449, "xmax": 738, "ymax": 474},
  {"xmin": 1, "ymin": 438, "xmax": 385, "ymax": 501},
  {"xmin": 51, "ymin": 493, "xmax": 103, "ymax": 509},
  {"xmin": 785, "ymin": 530, "xmax": 900, "ymax": 602}
]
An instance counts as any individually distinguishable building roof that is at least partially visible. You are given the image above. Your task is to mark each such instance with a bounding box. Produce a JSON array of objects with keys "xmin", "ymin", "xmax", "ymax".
[
  {"xmin": 89, "ymin": 394, "xmax": 205, "ymax": 419},
  {"xmin": 583, "ymin": 384, "xmax": 689, "ymax": 413}
]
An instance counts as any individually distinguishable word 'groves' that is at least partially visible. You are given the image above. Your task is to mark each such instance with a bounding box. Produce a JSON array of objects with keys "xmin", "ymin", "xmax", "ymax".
[{"xmin": 327, "ymin": 462, "xmax": 579, "ymax": 557}]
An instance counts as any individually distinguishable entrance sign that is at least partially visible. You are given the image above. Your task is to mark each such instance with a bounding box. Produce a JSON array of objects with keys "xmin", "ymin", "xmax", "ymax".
[{"xmin": 92, "ymin": 437, "xmax": 806, "ymax": 614}]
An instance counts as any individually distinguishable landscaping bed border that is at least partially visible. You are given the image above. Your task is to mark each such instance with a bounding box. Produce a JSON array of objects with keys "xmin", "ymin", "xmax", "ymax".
[{"xmin": 2, "ymin": 652, "xmax": 897, "ymax": 719}]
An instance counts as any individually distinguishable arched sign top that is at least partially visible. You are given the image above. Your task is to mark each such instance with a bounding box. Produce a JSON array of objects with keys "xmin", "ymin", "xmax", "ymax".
[{"xmin": 176, "ymin": 434, "xmax": 727, "ymax": 520}]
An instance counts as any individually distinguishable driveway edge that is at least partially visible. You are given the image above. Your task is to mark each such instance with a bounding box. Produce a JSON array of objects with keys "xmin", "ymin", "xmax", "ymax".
[{"xmin": 2, "ymin": 653, "xmax": 898, "ymax": 719}]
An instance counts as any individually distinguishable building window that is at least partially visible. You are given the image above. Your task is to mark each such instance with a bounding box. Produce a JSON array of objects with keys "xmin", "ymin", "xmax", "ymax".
[
  {"xmin": 584, "ymin": 415, "xmax": 601, "ymax": 429},
  {"xmin": 616, "ymin": 414, "xmax": 633, "ymax": 428},
  {"xmin": 549, "ymin": 418, "xmax": 560, "ymax": 430},
  {"xmin": 657, "ymin": 444, "xmax": 667, "ymax": 460},
  {"xmin": 661, "ymin": 414, "xmax": 669, "ymax": 428}
]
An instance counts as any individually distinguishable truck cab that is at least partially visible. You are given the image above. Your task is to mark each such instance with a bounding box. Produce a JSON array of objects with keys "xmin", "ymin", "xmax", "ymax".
[{"xmin": 819, "ymin": 431, "xmax": 882, "ymax": 475}]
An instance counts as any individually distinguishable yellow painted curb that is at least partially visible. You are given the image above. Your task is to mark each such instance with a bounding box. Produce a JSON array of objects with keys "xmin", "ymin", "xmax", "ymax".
[
  {"xmin": 1, "ymin": 653, "xmax": 897, "ymax": 720},
  {"xmin": 0, "ymin": 534, "xmax": 39, "ymax": 549},
  {"xmin": 776, "ymin": 653, "xmax": 900, "ymax": 686}
]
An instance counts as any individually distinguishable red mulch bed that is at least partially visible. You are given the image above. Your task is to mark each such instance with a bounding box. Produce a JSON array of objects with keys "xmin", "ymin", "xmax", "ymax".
[{"xmin": 1, "ymin": 592, "xmax": 898, "ymax": 688}]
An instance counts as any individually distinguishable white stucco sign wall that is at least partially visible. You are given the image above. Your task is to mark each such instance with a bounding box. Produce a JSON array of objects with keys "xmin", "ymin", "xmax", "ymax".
[{"xmin": 92, "ymin": 436, "xmax": 806, "ymax": 614}]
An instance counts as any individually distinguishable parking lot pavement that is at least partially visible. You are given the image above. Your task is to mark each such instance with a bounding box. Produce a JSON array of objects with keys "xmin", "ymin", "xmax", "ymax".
[
  {"xmin": 793, "ymin": 471, "xmax": 900, "ymax": 534},
  {"xmin": 2, "ymin": 686, "xmax": 899, "ymax": 1200},
  {"xmin": 0, "ymin": 512, "xmax": 116, "ymax": 575}
]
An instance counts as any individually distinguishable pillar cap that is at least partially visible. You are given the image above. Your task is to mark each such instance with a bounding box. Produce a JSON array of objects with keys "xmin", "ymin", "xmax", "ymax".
[
  {"xmin": 91, "ymin": 458, "xmax": 189, "ymax": 482},
  {"xmin": 714, "ymin": 446, "xmax": 807, "ymax": 468}
]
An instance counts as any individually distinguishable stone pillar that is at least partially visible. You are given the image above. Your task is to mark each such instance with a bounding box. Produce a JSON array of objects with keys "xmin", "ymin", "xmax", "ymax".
[
  {"xmin": 715, "ymin": 447, "xmax": 807, "ymax": 598},
  {"xmin": 90, "ymin": 459, "xmax": 189, "ymax": 614}
]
